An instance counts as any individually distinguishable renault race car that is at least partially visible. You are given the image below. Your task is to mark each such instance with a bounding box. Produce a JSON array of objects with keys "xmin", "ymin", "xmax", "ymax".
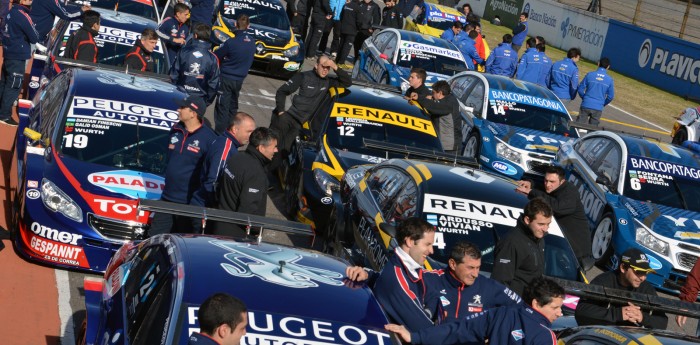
[
  {"xmin": 13, "ymin": 68, "xmax": 182, "ymax": 273},
  {"xmin": 283, "ymin": 83, "xmax": 443, "ymax": 237},
  {"xmin": 671, "ymin": 106, "xmax": 700, "ymax": 145},
  {"xmin": 556, "ymin": 130, "xmax": 700, "ymax": 297},
  {"xmin": 78, "ymin": 201, "xmax": 394, "ymax": 345},
  {"xmin": 27, "ymin": 10, "xmax": 168, "ymax": 100},
  {"xmin": 211, "ymin": 0, "xmax": 304, "ymax": 78},
  {"xmin": 448, "ymin": 71, "xmax": 579, "ymax": 180},
  {"xmin": 353, "ymin": 29, "xmax": 467, "ymax": 89},
  {"xmin": 404, "ymin": 2, "xmax": 466, "ymax": 38},
  {"xmin": 67, "ymin": 0, "xmax": 161, "ymax": 21}
]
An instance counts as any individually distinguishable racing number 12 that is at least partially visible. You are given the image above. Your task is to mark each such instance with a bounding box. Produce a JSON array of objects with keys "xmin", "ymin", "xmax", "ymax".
[{"xmin": 338, "ymin": 125, "xmax": 355, "ymax": 136}]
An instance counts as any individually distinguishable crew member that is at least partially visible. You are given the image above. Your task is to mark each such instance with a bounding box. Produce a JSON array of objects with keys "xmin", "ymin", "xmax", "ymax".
[
  {"xmin": 189, "ymin": 0, "xmax": 215, "ymax": 28},
  {"xmin": 549, "ymin": 47, "xmax": 581, "ymax": 107},
  {"xmin": 305, "ymin": 0, "xmax": 332, "ymax": 58},
  {"xmin": 677, "ymin": 258, "xmax": 700, "ymax": 336},
  {"xmin": 416, "ymin": 80, "xmax": 461, "ymax": 154},
  {"xmin": 157, "ymin": 3, "xmax": 190, "ymax": 59},
  {"xmin": 485, "ymin": 34, "xmax": 517, "ymax": 77},
  {"xmin": 170, "ymin": 23, "xmax": 220, "ymax": 106},
  {"xmin": 404, "ymin": 67, "xmax": 430, "ymax": 100},
  {"xmin": 511, "ymin": 12, "xmax": 528, "ymax": 53},
  {"xmin": 189, "ymin": 293, "xmax": 248, "ymax": 345},
  {"xmin": 516, "ymin": 38, "xmax": 548, "ymax": 86},
  {"xmin": 455, "ymin": 30, "xmax": 483, "ymax": 71},
  {"xmin": 30, "ymin": 0, "xmax": 89, "ymax": 42},
  {"xmin": 440, "ymin": 21, "xmax": 463, "ymax": 44},
  {"xmin": 335, "ymin": 0, "xmax": 359, "ymax": 67},
  {"xmin": 381, "ymin": 0, "xmax": 402, "ymax": 30},
  {"xmin": 124, "ymin": 28, "xmax": 158, "ymax": 72},
  {"xmin": 576, "ymin": 57, "xmax": 614, "ymax": 126},
  {"xmin": 65, "ymin": 9, "xmax": 100, "ymax": 63},
  {"xmin": 354, "ymin": 0, "xmax": 380, "ymax": 62}
]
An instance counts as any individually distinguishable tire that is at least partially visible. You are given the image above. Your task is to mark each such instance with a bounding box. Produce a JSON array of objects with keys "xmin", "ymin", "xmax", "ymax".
[
  {"xmin": 591, "ymin": 213, "xmax": 615, "ymax": 266},
  {"xmin": 672, "ymin": 127, "xmax": 688, "ymax": 145},
  {"xmin": 463, "ymin": 132, "xmax": 480, "ymax": 159}
]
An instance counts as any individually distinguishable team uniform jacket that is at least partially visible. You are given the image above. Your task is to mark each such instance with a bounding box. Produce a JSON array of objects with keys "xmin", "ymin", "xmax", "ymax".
[
  {"xmin": 575, "ymin": 271, "xmax": 668, "ymax": 329},
  {"xmin": 275, "ymin": 68, "xmax": 352, "ymax": 123},
  {"xmin": 65, "ymin": 25, "xmax": 98, "ymax": 63},
  {"xmin": 157, "ymin": 16, "xmax": 189, "ymax": 59},
  {"xmin": 491, "ymin": 216, "xmax": 545, "ymax": 297},
  {"xmin": 3, "ymin": 4, "xmax": 40, "ymax": 60},
  {"xmin": 486, "ymin": 42, "xmax": 517, "ymax": 77},
  {"xmin": 339, "ymin": 0, "xmax": 360, "ymax": 34},
  {"xmin": 536, "ymin": 52, "xmax": 552, "ymax": 87},
  {"xmin": 187, "ymin": 332, "xmax": 219, "ymax": 345},
  {"xmin": 417, "ymin": 93, "xmax": 461, "ymax": 152},
  {"xmin": 511, "ymin": 20, "xmax": 528, "ymax": 46},
  {"xmin": 30, "ymin": 0, "xmax": 83, "ymax": 41},
  {"xmin": 516, "ymin": 48, "xmax": 550, "ymax": 86},
  {"xmin": 455, "ymin": 36, "xmax": 483, "ymax": 70},
  {"xmin": 124, "ymin": 40, "xmax": 154, "ymax": 72},
  {"xmin": 410, "ymin": 305, "xmax": 557, "ymax": 345},
  {"xmin": 216, "ymin": 145, "xmax": 271, "ymax": 220},
  {"xmin": 161, "ymin": 122, "xmax": 217, "ymax": 204},
  {"xmin": 357, "ymin": 1, "xmax": 380, "ymax": 33},
  {"xmin": 381, "ymin": 6, "xmax": 402, "ymax": 30},
  {"xmin": 548, "ymin": 57, "xmax": 579, "ymax": 100},
  {"xmin": 423, "ymin": 271, "xmax": 522, "ymax": 323},
  {"xmin": 170, "ymin": 39, "xmax": 221, "ymax": 105},
  {"xmin": 214, "ymin": 29, "xmax": 256, "ymax": 81},
  {"xmin": 189, "ymin": 0, "xmax": 215, "ymax": 25},
  {"xmin": 577, "ymin": 67, "xmax": 614, "ymax": 111},
  {"xmin": 192, "ymin": 131, "xmax": 241, "ymax": 207},
  {"xmin": 680, "ymin": 258, "xmax": 700, "ymax": 303},
  {"xmin": 374, "ymin": 248, "xmax": 435, "ymax": 332},
  {"xmin": 404, "ymin": 84, "xmax": 430, "ymax": 99}
]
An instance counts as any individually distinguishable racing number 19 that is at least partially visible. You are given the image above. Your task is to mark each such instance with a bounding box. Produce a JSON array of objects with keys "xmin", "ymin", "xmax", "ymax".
[{"xmin": 63, "ymin": 134, "xmax": 88, "ymax": 148}]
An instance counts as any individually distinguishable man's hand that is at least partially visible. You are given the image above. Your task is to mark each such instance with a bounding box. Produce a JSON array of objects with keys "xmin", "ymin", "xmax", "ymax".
[
  {"xmin": 278, "ymin": 111, "xmax": 285, "ymax": 116},
  {"xmin": 323, "ymin": 59, "xmax": 338, "ymax": 71},
  {"xmin": 173, "ymin": 38, "xmax": 186, "ymax": 45},
  {"xmin": 676, "ymin": 314, "xmax": 688, "ymax": 327},
  {"xmin": 622, "ymin": 302, "xmax": 642, "ymax": 324},
  {"xmin": 515, "ymin": 180, "xmax": 532, "ymax": 195},
  {"xmin": 346, "ymin": 266, "xmax": 369, "ymax": 281},
  {"xmin": 409, "ymin": 92, "xmax": 419, "ymax": 101},
  {"xmin": 81, "ymin": 5, "xmax": 91, "ymax": 11},
  {"xmin": 385, "ymin": 324, "xmax": 411, "ymax": 342}
]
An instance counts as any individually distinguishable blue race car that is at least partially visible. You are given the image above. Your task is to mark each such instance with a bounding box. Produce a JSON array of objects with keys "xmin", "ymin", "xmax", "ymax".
[
  {"xmin": 447, "ymin": 71, "xmax": 579, "ymax": 180},
  {"xmin": 13, "ymin": 68, "xmax": 181, "ymax": 273},
  {"xmin": 556, "ymin": 130, "xmax": 700, "ymax": 297},
  {"xmin": 352, "ymin": 29, "xmax": 467, "ymax": 90}
]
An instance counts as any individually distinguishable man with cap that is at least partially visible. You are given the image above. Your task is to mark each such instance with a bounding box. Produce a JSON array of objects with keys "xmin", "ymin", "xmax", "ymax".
[
  {"xmin": 149, "ymin": 95, "xmax": 217, "ymax": 235},
  {"xmin": 575, "ymin": 248, "xmax": 668, "ymax": 329}
]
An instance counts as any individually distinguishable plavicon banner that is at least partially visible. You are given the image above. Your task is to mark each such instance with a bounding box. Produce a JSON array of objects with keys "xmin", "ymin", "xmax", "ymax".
[{"xmin": 602, "ymin": 19, "xmax": 700, "ymax": 100}]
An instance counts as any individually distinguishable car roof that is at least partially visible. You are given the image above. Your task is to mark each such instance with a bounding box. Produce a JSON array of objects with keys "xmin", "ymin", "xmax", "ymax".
[
  {"xmin": 559, "ymin": 325, "xmax": 698, "ymax": 344},
  {"xmin": 617, "ymin": 133, "xmax": 700, "ymax": 167},
  {"xmin": 397, "ymin": 30, "xmax": 456, "ymax": 50},
  {"xmin": 334, "ymin": 86, "xmax": 430, "ymax": 120},
  {"xmin": 70, "ymin": 8, "xmax": 157, "ymax": 28}
]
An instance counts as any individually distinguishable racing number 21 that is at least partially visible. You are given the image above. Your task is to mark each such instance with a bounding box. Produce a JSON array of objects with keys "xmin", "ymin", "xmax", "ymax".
[{"xmin": 63, "ymin": 134, "xmax": 88, "ymax": 148}]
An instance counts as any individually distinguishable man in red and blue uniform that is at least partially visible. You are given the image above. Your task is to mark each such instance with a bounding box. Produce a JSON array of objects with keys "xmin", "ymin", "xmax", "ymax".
[
  {"xmin": 170, "ymin": 23, "xmax": 220, "ymax": 106},
  {"xmin": 576, "ymin": 57, "xmax": 614, "ymax": 126},
  {"xmin": 64, "ymin": 9, "xmax": 100, "ymax": 63},
  {"xmin": 189, "ymin": 293, "xmax": 248, "ymax": 345},
  {"xmin": 30, "ymin": 0, "xmax": 88, "ymax": 42},
  {"xmin": 157, "ymin": 3, "xmax": 190, "ymax": 60}
]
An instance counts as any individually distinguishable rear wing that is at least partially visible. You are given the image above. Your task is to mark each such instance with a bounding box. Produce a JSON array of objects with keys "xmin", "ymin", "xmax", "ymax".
[
  {"xmin": 363, "ymin": 138, "xmax": 480, "ymax": 168},
  {"xmin": 52, "ymin": 56, "xmax": 172, "ymax": 82},
  {"xmin": 137, "ymin": 199, "xmax": 314, "ymax": 242}
]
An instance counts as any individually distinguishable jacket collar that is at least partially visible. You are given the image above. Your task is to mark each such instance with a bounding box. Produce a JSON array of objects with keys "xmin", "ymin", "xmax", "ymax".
[
  {"xmin": 134, "ymin": 39, "xmax": 152, "ymax": 57},
  {"xmin": 81, "ymin": 25, "xmax": 99, "ymax": 37},
  {"xmin": 245, "ymin": 145, "xmax": 271, "ymax": 166},
  {"xmin": 395, "ymin": 246, "xmax": 422, "ymax": 280},
  {"xmin": 596, "ymin": 67, "xmax": 608, "ymax": 74},
  {"xmin": 191, "ymin": 38, "xmax": 211, "ymax": 49},
  {"xmin": 524, "ymin": 306, "xmax": 553, "ymax": 327},
  {"xmin": 223, "ymin": 130, "xmax": 242, "ymax": 148},
  {"xmin": 516, "ymin": 215, "xmax": 540, "ymax": 243}
]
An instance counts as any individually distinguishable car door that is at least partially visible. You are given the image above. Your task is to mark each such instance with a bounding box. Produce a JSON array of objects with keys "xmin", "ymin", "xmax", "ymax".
[
  {"xmin": 363, "ymin": 32, "xmax": 393, "ymax": 83},
  {"xmin": 449, "ymin": 74, "xmax": 483, "ymax": 138},
  {"xmin": 565, "ymin": 136, "xmax": 615, "ymax": 224}
]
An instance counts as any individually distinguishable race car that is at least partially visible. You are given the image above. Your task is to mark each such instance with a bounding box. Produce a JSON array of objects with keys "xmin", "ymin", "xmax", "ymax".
[
  {"xmin": 328, "ymin": 158, "xmax": 583, "ymax": 286},
  {"xmin": 282, "ymin": 82, "xmax": 443, "ymax": 237},
  {"xmin": 211, "ymin": 0, "xmax": 304, "ymax": 79},
  {"xmin": 404, "ymin": 2, "xmax": 466, "ymax": 38},
  {"xmin": 448, "ymin": 71, "xmax": 579, "ymax": 180},
  {"xmin": 66, "ymin": 0, "xmax": 161, "ymax": 21},
  {"xmin": 352, "ymin": 28, "xmax": 468, "ymax": 90},
  {"xmin": 27, "ymin": 10, "xmax": 168, "ymax": 100},
  {"xmin": 671, "ymin": 106, "xmax": 700, "ymax": 145},
  {"xmin": 556, "ymin": 130, "xmax": 700, "ymax": 297},
  {"xmin": 77, "ymin": 201, "xmax": 393, "ymax": 345},
  {"xmin": 12, "ymin": 68, "xmax": 182, "ymax": 273}
]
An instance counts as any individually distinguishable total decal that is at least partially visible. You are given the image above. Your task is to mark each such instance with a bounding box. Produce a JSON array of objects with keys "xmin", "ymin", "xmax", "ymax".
[
  {"xmin": 331, "ymin": 104, "xmax": 436, "ymax": 136},
  {"xmin": 399, "ymin": 41, "xmax": 462, "ymax": 60},
  {"xmin": 20, "ymin": 221, "xmax": 89, "ymax": 267},
  {"xmin": 71, "ymin": 96, "xmax": 178, "ymax": 130},
  {"xmin": 88, "ymin": 170, "xmax": 165, "ymax": 199},
  {"xmin": 186, "ymin": 308, "xmax": 391, "ymax": 345},
  {"xmin": 422, "ymin": 194, "xmax": 521, "ymax": 227}
]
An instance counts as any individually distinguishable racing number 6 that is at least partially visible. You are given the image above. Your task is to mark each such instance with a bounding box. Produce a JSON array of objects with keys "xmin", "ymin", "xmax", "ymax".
[{"xmin": 630, "ymin": 178, "xmax": 641, "ymax": 190}]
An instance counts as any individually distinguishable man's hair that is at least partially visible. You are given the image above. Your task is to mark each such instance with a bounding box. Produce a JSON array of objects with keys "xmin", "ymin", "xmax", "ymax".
[
  {"xmin": 521, "ymin": 12, "xmax": 529, "ymax": 18},
  {"xmin": 198, "ymin": 293, "xmax": 247, "ymax": 335},
  {"xmin": 545, "ymin": 165, "xmax": 565, "ymax": 180},
  {"xmin": 463, "ymin": 3, "xmax": 471, "ymax": 11},
  {"xmin": 228, "ymin": 112, "xmax": 254, "ymax": 130},
  {"xmin": 140, "ymin": 28, "xmax": 158, "ymax": 41},
  {"xmin": 449, "ymin": 241, "xmax": 481, "ymax": 263},
  {"xmin": 567, "ymin": 47, "xmax": 581, "ymax": 59},
  {"xmin": 174, "ymin": 3, "xmax": 190, "ymax": 14},
  {"xmin": 536, "ymin": 36, "xmax": 545, "ymax": 52},
  {"xmin": 526, "ymin": 37, "xmax": 537, "ymax": 48},
  {"xmin": 599, "ymin": 57, "xmax": 611, "ymax": 69},
  {"xmin": 523, "ymin": 198, "xmax": 553, "ymax": 220},
  {"xmin": 452, "ymin": 21, "xmax": 463, "ymax": 29},
  {"xmin": 410, "ymin": 67, "xmax": 427, "ymax": 82},
  {"xmin": 432, "ymin": 80, "xmax": 450, "ymax": 96},
  {"xmin": 396, "ymin": 217, "xmax": 434, "ymax": 245},
  {"xmin": 83, "ymin": 10, "xmax": 101, "ymax": 28},
  {"xmin": 474, "ymin": 22, "xmax": 481, "ymax": 28},
  {"xmin": 468, "ymin": 30, "xmax": 478, "ymax": 39},
  {"xmin": 249, "ymin": 127, "xmax": 279, "ymax": 147},
  {"xmin": 502, "ymin": 34, "xmax": 513, "ymax": 44},
  {"xmin": 193, "ymin": 23, "xmax": 211, "ymax": 41},
  {"xmin": 523, "ymin": 277, "xmax": 564, "ymax": 307},
  {"xmin": 237, "ymin": 14, "xmax": 250, "ymax": 29},
  {"xmin": 464, "ymin": 23, "xmax": 475, "ymax": 32}
]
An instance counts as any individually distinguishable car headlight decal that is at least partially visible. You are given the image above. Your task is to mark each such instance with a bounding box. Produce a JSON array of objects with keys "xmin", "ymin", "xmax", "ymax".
[
  {"xmin": 495, "ymin": 141, "xmax": 522, "ymax": 164},
  {"xmin": 41, "ymin": 178, "xmax": 83, "ymax": 222},
  {"xmin": 635, "ymin": 220, "xmax": 669, "ymax": 256},
  {"xmin": 313, "ymin": 169, "xmax": 340, "ymax": 196},
  {"xmin": 213, "ymin": 29, "xmax": 231, "ymax": 43},
  {"xmin": 284, "ymin": 45, "xmax": 299, "ymax": 58}
]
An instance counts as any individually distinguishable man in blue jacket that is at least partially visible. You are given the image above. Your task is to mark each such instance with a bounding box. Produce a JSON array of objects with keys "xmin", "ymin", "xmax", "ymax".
[
  {"xmin": 1, "ymin": 0, "xmax": 40, "ymax": 125},
  {"xmin": 439, "ymin": 21, "xmax": 462, "ymax": 43},
  {"xmin": 385, "ymin": 276, "xmax": 564, "ymax": 345},
  {"xmin": 30, "ymin": 0, "xmax": 89, "ymax": 42},
  {"xmin": 189, "ymin": 0, "xmax": 214, "ymax": 27},
  {"xmin": 213, "ymin": 14, "xmax": 255, "ymax": 134},
  {"xmin": 455, "ymin": 30, "xmax": 483, "ymax": 70},
  {"xmin": 576, "ymin": 57, "xmax": 614, "ymax": 126},
  {"xmin": 157, "ymin": 3, "xmax": 190, "ymax": 60},
  {"xmin": 548, "ymin": 47, "xmax": 581, "ymax": 107},
  {"xmin": 170, "ymin": 23, "xmax": 221, "ymax": 106},
  {"xmin": 485, "ymin": 34, "xmax": 517, "ymax": 77},
  {"xmin": 516, "ymin": 38, "xmax": 547, "ymax": 86},
  {"xmin": 511, "ymin": 12, "xmax": 528, "ymax": 53}
]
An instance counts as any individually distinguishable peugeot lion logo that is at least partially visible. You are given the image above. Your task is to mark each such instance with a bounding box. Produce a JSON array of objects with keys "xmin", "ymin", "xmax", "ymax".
[{"xmin": 639, "ymin": 39, "xmax": 652, "ymax": 68}]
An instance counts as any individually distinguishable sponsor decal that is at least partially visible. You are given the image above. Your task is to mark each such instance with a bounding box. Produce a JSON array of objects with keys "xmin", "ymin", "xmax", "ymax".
[
  {"xmin": 320, "ymin": 196, "xmax": 333, "ymax": 205},
  {"xmin": 26, "ymin": 189, "xmax": 40, "ymax": 199},
  {"xmin": 511, "ymin": 329, "xmax": 524, "ymax": 341},
  {"xmin": 647, "ymin": 254, "xmax": 663, "ymax": 270},
  {"xmin": 629, "ymin": 155, "xmax": 700, "ymax": 179},
  {"xmin": 523, "ymin": 3, "xmax": 557, "ymax": 28},
  {"xmin": 331, "ymin": 104, "xmax": 436, "ymax": 136},
  {"xmin": 491, "ymin": 161, "xmax": 518, "ymax": 176},
  {"xmin": 567, "ymin": 174, "xmax": 604, "ymax": 222},
  {"xmin": 429, "ymin": 213, "xmax": 493, "ymax": 235},
  {"xmin": 27, "ymin": 180, "xmax": 39, "ymax": 188},
  {"xmin": 66, "ymin": 22, "xmax": 164, "ymax": 53},
  {"xmin": 559, "ymin": 17, "xmax": 605, "ymax": 48},
  {"xmin": 355, "ymin": 218, "xmax": 388, "ymax": 269},
  {"xmin": 29, "ymin": 81, "xmax": 40, "ymax": 89},
  {"xmin": 399, "ymin": 41, "xmax": 462, "ymax": 60},
  {"xmin": 88, "ymin": 170, "xmax": 165, "ymax": 199},
  {"xmin": 490, "ymin": 90, "xmax": 566, "ymax": 113},
  {"xmin": 283, "ymin": 61, "xmax": 300, "ymax": 71},
  {"xmin": 675, "ymin": 231, "xmax": 700, "ymax": 239},
  {"xmin": 94, "ymin": 198, "xmax": 138, "ymax": 216},
  {"xmin": 440, "ymin": 296, "xmax": 450, "ymax": 306},
  {"xmin": 71, "ymin": 96, "xmax": 178, "ymax": 130},
  {"xmin": 489, "ymin": 0, "xmax": 519, "ymax": 16},
  {"xmin": 423, "ymin": 194, "xmax": 520, "ymax": 227},
  {"xmin": 22, "ymin": 222, "xmax": 88, "ymax": 267},
  {"xmin": 638, "ymin": 38, "xmax": 700, "ymax": 84},
  {"xmin": 594, "ymin": 328, "xmax": 629, "ymax": 342}
]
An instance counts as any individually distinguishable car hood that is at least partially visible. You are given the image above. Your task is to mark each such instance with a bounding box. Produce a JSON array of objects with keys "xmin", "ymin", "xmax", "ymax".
[
  {"xmin": 622, "ymin": 197, "xmax": 700, "ymax": 246},
  {"xmin": 247, "ymin": 24, "xmax": 291, "ymax": 47},
  {"xmin": 486, "ymin": 121, "xmax": 571, "ymax": 155}
]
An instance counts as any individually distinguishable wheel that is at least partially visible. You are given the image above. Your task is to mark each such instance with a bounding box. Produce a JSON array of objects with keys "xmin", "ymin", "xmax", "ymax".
[
  {"xmin": 591, "ymin": 213, "xmax": 614, "ymax": 265},
  {"xmin": 672, "ymin": 127, "xmax": 688, "ymax": 145},
  {"xmin": 463, "ymin": 132, "xmax": 480, "ymax": 159}
]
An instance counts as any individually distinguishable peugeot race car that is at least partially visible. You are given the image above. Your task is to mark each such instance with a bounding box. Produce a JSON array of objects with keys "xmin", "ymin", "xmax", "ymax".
[
  {"xmin": 211, "ymin": 0, "xmax": 303, "ymax": 78},
  {"xmin": 67, "ymin": 0, "xmax": 161, "ymax": 21},
  {"xmin": 448, "ymin": 71, "xmax": 579, "ymax": 180},
  {"xmin": 353, "ymin": 29, "xmax": 467, "ymax": 89},
  {"xmin": 404, "ymin": 3, "xmax": 466, "ymax": 38},
  {"xmin": 283, "ymin": 83, "xmax": 443, "ymax": 237},
  {"xmin": 13, "ymin": 68, "xmax": 182, "ymax": 273},
  {"xmin": 556, "ymin": 130, "xmax": 700, "ymax": 297}
]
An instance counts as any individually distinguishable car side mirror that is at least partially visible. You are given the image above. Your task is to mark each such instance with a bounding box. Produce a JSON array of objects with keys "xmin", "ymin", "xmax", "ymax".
[
  {"xmin": 379, "ymin": 223, "xmax": 397, "ymax": 238},
  {"xmin": 379, "ymin": 53, "xmax": 388, "ymax": 61}
]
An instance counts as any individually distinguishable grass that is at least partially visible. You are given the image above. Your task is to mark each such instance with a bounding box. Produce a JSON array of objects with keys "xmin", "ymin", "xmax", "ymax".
[{"xmin": 480, "ymin": 20, "xmax": 700, "ymax": 133}]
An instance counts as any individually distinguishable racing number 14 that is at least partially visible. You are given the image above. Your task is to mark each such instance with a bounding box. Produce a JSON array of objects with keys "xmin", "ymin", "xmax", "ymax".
[{"xmin": 491, "ymin": 105, "xmax": 506, "ymax": 115}]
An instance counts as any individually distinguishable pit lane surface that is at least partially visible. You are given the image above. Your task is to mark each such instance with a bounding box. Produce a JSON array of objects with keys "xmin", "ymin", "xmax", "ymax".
[{"xmin": 0, "ymin": 59, "xmax": 690, "ymax": 344}]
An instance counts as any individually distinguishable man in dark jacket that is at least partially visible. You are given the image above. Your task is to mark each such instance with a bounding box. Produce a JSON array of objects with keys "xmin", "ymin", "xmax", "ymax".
[
  {"xmin": 517, "ymin": 166, "xmax": 592, "ymax": 266},
  {"xmin": 404, "ymin": 67, "xmax": 430, "ymax": 100},
  {"xmin": 354, "ymin": 0, "xmax": 379, "ymax": 63},
  {"xmin": 335, "ymin": 0, "xmax": 358, "ymax": 66},
  {"xmin": 189, "ymin": 0, "xmax": 214, "ymax": 27},
  {"xmin": 170, "ymin": 23, "xmax": 221, "ymax": 106},
  {"xmin": 575, "ymin": 248, "xmax": 668, "ymax": 329},
  {"xmin": 286, "ymin": 0, "xmax": 307, "ymax": 34},
  {"xmin": 214, "ymin": 14, "xmax": 255, "ymax": 134},
  {"xmin": 124, "ymin": 28, "xmax": 158, "ymax": 72},
  {"xmin": 305, "ymin": 0, "xmax": 332, "ymax": 58},
  {"xmin": 491, "ymin": 198, "xmax": 552, "ymax": 297},
  {"xmin": 397, "ymin": 0, "xmax": 422, "ymax": 18},
  {"xmin": 214, "ymin": 127, "xmax": 278, "ymax": 237},
  {"xmin": 157, "ymin": 3, "xmax": 190, "ymax": 59},
  {"xmin": 64, "ymin": 9, "xmax": 100, "ymax": 63},
  {"xmin": 2, "ymin": 0, "xmax": 40, "ymax": 125},
  {"xmin": 677, "ymin": 257, "xmax": 700, "ymax": 335},
  {"xmin": 149, "ymin": 95, "xmax": 217, "ymax": 235},
  {"xmin": 381, "ymin": 0, "xmax": 402, "ymax": 29},
  {"xmin": 30, "ymin": 0, "xmax": 89, "ymax": 42},
  {"xmin": 416, "ymin": 80, "xmax": 461, "ymax": 154},
  {"xmin": 187, "ymin": 293, "xmax": 248, "ymax": 345}
]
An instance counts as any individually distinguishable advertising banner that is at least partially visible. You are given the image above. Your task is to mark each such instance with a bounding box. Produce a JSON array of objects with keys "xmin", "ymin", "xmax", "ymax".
[{"xmin": 483, "ymin": 0, "xmax": 524, "ymax": 29}]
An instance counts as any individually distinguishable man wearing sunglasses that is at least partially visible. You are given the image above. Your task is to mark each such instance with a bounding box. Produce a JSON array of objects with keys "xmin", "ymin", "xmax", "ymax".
[{"xmin": 574, "ymin": 248, "xmax": 668, "ymax": 329}]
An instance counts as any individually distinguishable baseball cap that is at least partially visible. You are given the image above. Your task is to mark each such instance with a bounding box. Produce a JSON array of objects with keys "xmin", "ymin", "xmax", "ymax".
[
  {"xmin": 620, "ymin": 248, "xmax": 656, "ymax": 274},
  {"xmin": 174, "ymin": 95, "xmax": 206, "ymax": 118}
]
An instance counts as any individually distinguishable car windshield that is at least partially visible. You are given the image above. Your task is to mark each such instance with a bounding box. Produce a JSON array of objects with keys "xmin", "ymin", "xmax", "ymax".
[
  {"xmin": 543, "ymin": 234, "xmax": 580, "ymax": 281},
  {"xmin": 57, "ymin": 22, "xmax": 168, "ymax": 74},
  {"xmin": 220, "ymin": 0, "xmax": 288, "ymax": 31},
  {"xmin": 486, "ymin": 104, "xmax": 577, "ymax": 137},
  {"xmin": 68, "ymin": 0, "xmax": 157, "ymax": 20},
  {"xmin": 58, "ymin": 96, "xmax": 176, "ymax": 175},
  {"xmin": 623, "ymin": 158, "xmax": 700, "ymax": 212},
  {"xmin": 397, "ymin": 50, "xmax": 466, "ymax": 77}
]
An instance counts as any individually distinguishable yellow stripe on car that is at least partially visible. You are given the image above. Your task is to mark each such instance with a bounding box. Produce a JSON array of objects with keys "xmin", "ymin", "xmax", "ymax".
[{"xmin": 311, "ymin": 135, "xmax": 345, "ymax": 180}]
